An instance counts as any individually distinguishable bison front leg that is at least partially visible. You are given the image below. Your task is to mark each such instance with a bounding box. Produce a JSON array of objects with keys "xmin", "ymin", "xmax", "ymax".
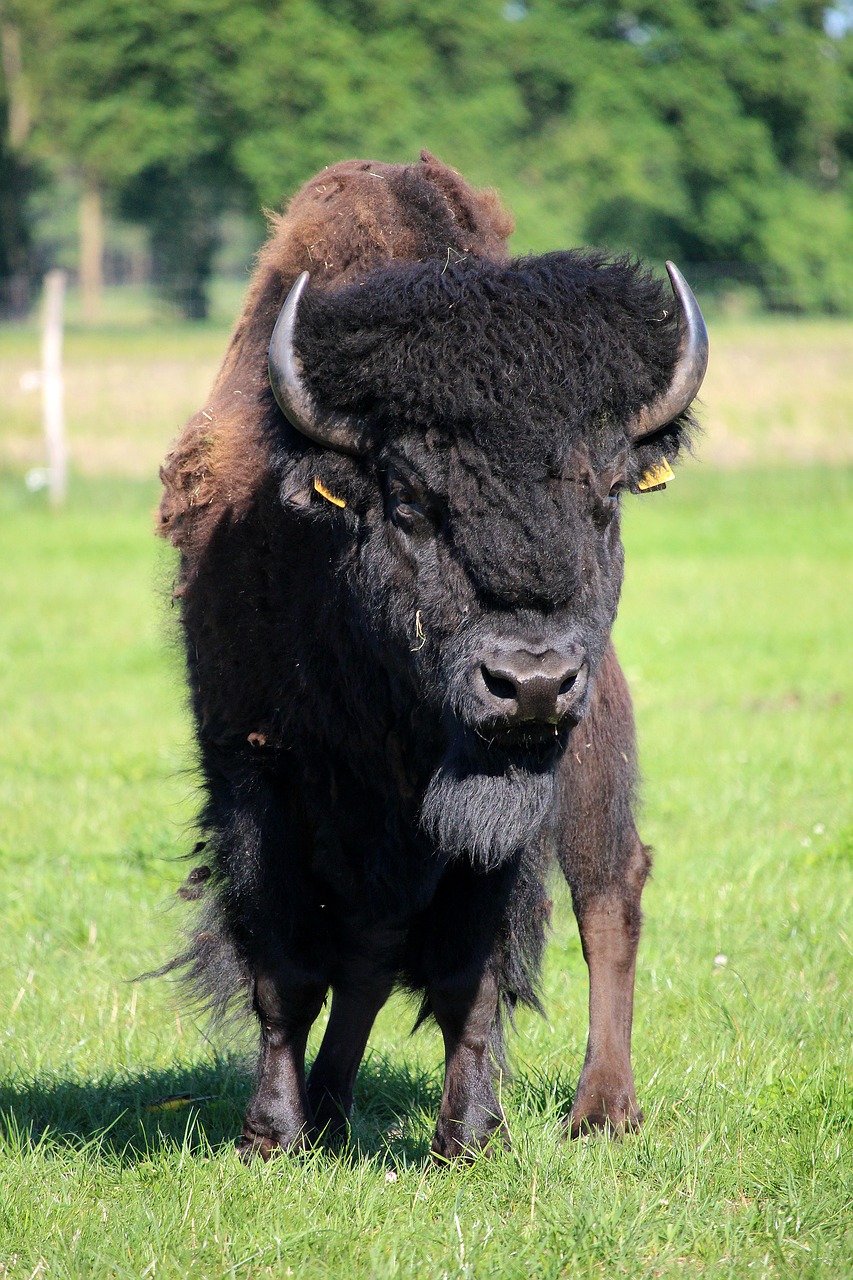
[
  {"xmin": 566, "ymin": 834, "xmax": 650, "ymax": 1137},
  {"xmin": 429, "ymin": 967, "xmax": 507, "ymax": 1160},
  {"xmin": 238, "ymin": 969, "xmax": 327, "ymax": 1161},
  {"xmin": 306, "ymin": 980, "xmax": 393, "ymax": 1142}
]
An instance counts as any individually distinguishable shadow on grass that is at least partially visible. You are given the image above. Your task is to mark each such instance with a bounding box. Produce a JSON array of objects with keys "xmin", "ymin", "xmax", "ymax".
[
  {"xmin": 0, "ymin": 1054, "xmax": 574, "ymax": 1168},
  {"xmin": 0, "ymin": 1054, "xmax": 441, "ymax": 1167},
  {"xmin": 0, "ymin": 1057, "xmax": 250, "ymax": 1164}
]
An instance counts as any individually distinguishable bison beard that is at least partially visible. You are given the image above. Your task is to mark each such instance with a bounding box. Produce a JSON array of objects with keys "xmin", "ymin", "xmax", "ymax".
[
  {"xmin": 156, "ymin": 151, "xmax": 707, "ymax": 1161},
  {"xmin": 420, "ymin": 739, "xmax": 558, "ymax": 869}
]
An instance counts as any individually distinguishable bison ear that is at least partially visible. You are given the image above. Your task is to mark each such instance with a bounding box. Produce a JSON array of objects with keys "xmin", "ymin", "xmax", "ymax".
[
  {"xmin": 627, "ymin": 262, "xmax": 708, "ymax": 444},
  {"xmin": 268, "ymin": 272, "xmax": 373, "ymax": 457}
]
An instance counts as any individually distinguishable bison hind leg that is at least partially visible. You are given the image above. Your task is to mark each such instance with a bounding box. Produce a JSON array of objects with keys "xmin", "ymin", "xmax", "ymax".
[{"xmin": 564, "ymin": 835, "xmax": 651, "ymax": 1142}]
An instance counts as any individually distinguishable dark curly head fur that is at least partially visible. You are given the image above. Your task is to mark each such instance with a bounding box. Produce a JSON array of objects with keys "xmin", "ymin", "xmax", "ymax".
[{"xmin": 295, "ymin": 249, "xmax": 693, "ymax": 483}]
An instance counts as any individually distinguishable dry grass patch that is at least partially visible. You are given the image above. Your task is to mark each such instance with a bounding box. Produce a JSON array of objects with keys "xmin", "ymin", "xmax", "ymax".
[
  {"xmin": 0, "ymin": 326, "xmax": 226, "ymax": 478},
  {"xmin": 2, "ymin": 310, "xmax": 853, "ymax": 480},
  {"xmin": 700, "ymin": 318, "xmax": 853, "ymax": 467}
]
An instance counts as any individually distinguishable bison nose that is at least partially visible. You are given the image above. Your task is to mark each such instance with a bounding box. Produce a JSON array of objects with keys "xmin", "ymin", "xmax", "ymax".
[{"xmin": 478, "ymin": 647, "xmax": 587, "ymax": 724}]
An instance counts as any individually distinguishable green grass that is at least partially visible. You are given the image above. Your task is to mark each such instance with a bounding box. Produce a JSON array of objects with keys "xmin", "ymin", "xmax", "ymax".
[{"xmin": 0, "ymin": 468, "xmax": 851, "ymax": 1278}]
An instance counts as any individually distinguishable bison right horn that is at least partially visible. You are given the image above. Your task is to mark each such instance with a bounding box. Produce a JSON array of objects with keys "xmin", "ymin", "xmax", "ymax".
[
  {"xmin": 626, "ymin": 261, "xmax": 709, "ymax": 442},
  {"xmin": 268, "ymin": 271, "xmax": 372, "ymax": 456}
]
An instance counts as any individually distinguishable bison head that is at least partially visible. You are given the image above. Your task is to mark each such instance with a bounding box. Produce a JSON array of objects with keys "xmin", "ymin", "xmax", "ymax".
[{"xmin": 268, "ymin": 252, "xmax": 707, "ymax": 866}]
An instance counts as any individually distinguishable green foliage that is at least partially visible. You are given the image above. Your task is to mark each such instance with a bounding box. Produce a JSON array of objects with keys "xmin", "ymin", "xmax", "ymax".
[
  {"xmin": 13, "ymin": 0, "xmax": 237, "ymax": 184},
  {"xmin": 5, "ymin": 0, "xmax": 853, "ymax": 312},
  {"xmin": 0, "ymin": 467, "xmax": 851, "ymax": 1275},
  {"xmin": 490, "ymin": 1, "xmax": 853, "ymax": 308},
  {"xmin": 4, "ymin": 0, "xmax": 250, "ymax": 317}
]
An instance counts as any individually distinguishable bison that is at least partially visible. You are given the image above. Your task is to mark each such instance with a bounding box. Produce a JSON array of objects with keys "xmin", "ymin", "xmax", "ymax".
[{"xmin": 158, "ymin": 151, "xmax": 707, "ymax": 1160}]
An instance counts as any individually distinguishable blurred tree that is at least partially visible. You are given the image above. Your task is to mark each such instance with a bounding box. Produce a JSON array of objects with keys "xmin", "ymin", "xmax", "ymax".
[
  {"xmin": 5, "ymin": 0, "xmax": 853, "ymax": 314},
  {"xmin": 120, "ymin": 163, "xmax": 228, "ymax": 320},
  {"xmin": 0, "ymin": 16, "xmax": 37, "ymax": 317},
  {"xmin": 493, "ymin": 0, "xmax": 853, "ymax": 308},
  {"xmin": 260, "ymin": 0, "xmax": 853, "ymax": 309},
  {"xmin": 9, "ymin": 0, "xmax": 249, "ymax": 318}
]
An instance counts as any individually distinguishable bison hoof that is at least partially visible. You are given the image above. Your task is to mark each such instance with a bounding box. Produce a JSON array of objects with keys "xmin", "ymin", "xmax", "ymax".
[
  {"xmin": 567, "ymin": 1097, "xmax": 642, "ymax": 1140},
  {"xmin": 430, "ymin": 1119, "xmax": 508, "ymax": 1163},
  {"xmin": 236, "ymin": 1130, "xmax": 281, "ymax": 1162},
  {"xmin": 236, "ymin": 1124, "xmax": 318, "ymax": 1162}
]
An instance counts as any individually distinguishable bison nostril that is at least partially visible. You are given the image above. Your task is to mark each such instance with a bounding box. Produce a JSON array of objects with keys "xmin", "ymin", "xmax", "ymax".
[
  {"xmin": 478, "ymin": 650, "xmax": 587, "ymax": 723},
  {"xmin": 481, "ymin": 665, "xmax": 518, "ymax": 701}
]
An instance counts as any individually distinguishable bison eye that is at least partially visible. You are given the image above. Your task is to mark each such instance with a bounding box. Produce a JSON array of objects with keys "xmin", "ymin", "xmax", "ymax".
[
  {"xmin": 391, "ymin": 498, "xmax": 433, "ymax": 532},
  {"xmin": 394, "ymin": 501, "xmax": 424, "ymax": 524},
  {"xmin": 386, "ymin": 470, "xmax": 442, "ymax": 534}
]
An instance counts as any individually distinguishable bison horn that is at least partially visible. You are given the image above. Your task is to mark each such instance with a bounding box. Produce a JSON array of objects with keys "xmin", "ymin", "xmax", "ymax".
[
  {"xmin": 627, "ymin": 261, "xmax": 709, "ymax": 442},
  {"xmin": 268, "ymin": 271, "xmax": 372, "ymax": 456}
]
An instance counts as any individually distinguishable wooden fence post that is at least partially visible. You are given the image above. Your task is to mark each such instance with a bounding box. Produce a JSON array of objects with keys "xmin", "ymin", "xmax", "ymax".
[{"xmin": 42, "ymin": 268, "xmax": 68, "ymax": 507}]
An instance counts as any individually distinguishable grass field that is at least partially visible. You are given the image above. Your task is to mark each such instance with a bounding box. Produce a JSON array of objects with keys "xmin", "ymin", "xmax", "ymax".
[{"xmin": 0, "ymin": 308, "xmax": 852, "ymax": 1277}]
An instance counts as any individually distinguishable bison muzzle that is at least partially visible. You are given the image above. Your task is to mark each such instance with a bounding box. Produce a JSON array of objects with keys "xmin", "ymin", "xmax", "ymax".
[{"xmin": 158, "ymin": 151, "xmax": 707, "ymax": 1160}]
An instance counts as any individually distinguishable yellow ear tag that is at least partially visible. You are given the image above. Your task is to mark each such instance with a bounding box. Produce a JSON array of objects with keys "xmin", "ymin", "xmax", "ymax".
[
  {"xmin": 637, "ymin": 459, "xmax": 674, "ymax": 492},
  {"xmin": 313, "ymin": 476, "xmax": 346, "ymax": 508}
]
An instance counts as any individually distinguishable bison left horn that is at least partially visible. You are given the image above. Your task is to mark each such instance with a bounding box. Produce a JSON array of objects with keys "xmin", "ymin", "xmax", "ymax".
[
  {"xmin": 627, "ymin": 262, "xmax": 709, "ymax": 442},
  {"xmin": 268, "ymin": 271, "xmax": 372, "ymax": 456}
]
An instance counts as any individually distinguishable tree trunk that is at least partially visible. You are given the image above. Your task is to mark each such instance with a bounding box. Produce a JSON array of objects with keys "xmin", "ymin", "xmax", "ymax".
[
  {"xmin": 79, "ymin": 183, "xmax": 103, "ymax": 325},
  {"xmin": 42, "ymin": 269, "xmax": 68, "ymax": 507},
  {"xmin": 1, "ymin": 23, "xmax": 30, "ymax": 147}
]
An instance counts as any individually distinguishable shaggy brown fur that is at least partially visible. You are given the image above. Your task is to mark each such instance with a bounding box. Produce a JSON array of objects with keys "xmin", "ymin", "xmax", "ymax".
[{"xmin": 158, "ymin": 151, "xmax": 513, "ymax": 556}]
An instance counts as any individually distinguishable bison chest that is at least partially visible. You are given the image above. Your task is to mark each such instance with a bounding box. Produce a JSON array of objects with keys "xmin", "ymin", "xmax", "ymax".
[{"xmin": 306, "ymin": 790, "xmax": 447, "ymax": 927}]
